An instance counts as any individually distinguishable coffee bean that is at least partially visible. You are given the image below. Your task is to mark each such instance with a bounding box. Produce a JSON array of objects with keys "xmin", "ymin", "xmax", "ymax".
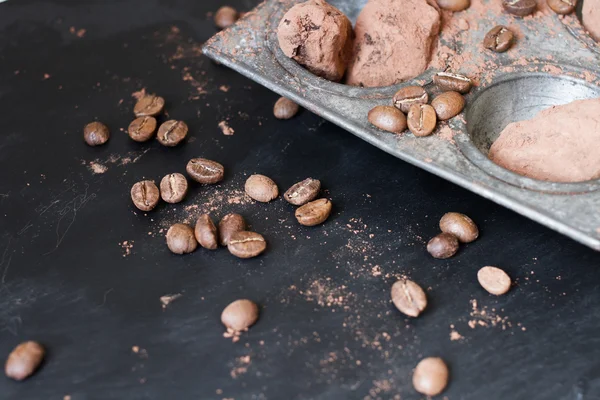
[
  {"xmin": 228, "ymin": 231, "xmax": 267, "ymax": 258},
  {"xmin": 431, "ymin": 91, "xmax": 465, "ymax": 121},
  {"xmin": 186, "ymin": 158, "xmax": 225, "ymax": 184},
  {"xmin": 407, "ymin": 104, "xmax": 437, "ymax": 137},
  {"xmin": 83, "ymin": 121, "xmax": 110, "ymax": 146},
  {"xmin": 439, "ymin": 212, "xmax": 479, "ymax": 243},
  {"xmin": 195, "ymin": 214, "xmax": 218, "ymax": 250},
  {"xmin": 130, "ymin": 180, "xmax": 160, "ymax": 212},
  {"xmin": 221, "ymin": 299, "xmax": 259, "ymax": 331},
  {"xmin": 273, "ymin": 97, "xmax": 300, "ymax": 119},
  {"xmin": 484, "ymin": 25, "xmax": 514, "ymax": 53},
  {"xmin": 219, "ymin": 213, "xmax": 246, "ymax": 246},
  {"xmin": 5, "ymin": 341, "xmax": 45, "ymax": 381},
  {"xmin": 502, "ymin": 0, "xmax": 536, "ymax": 15},
  {"xmin": 215, "ymin": 6, "xmax": 239, "ymax": 30},
  {"xmin": 393, "ymin": 86, "xmax": 428, "ymax": 113},
  {"xmin": 128, "ymin": 116, "xmax": 157, "ymax": 142},
  {"xmin": 477, "ymin": 266, "xmax": 511, "ymax": 295},
  {"xmin": 547, "ymin": 0, "xmax": 575, "ymax": 14},
  {"xmin": 390, "ymin": 279, "xmax": 427, "ymax": 317},
  {"xmin": 413, "ymin": 357, "xmax": 449, "ymax": 396},
  {"xmin": 133, "ymin": 95, "xmax": 165, "ymax": 117},
  {"xmin": 433, "ymin": 72, "xmax": 472, "ymax": 94},
  {"xmin": 284, "ymin": 178, "xmax": 321, "ymax": 206},
  {"xmin": 166, "ymin": 223, "xmax": 197, "ymax": 254},
  {"xmin": 427, "ymin": 233, "xmax": 459, "ymax": 259},
  {"xmin": 245, "ymin": 174, "xmax": 279, "ymax": 202},
  {"xmin": 368, "ymin": 105, "xmax": 407, "ymax": 134},
  {"xmin": 437, "ymin": 0, "xmax": 470, "ymax": 11},
  {"xmin": 295, "ymin": 198, "xmax": 332, "ymax": 226},
  {"xmin": 159, "ymin": 173, "xmax": 188, "ymax": 204},
  {"xmin": 157, "ymin": 120, "xmax": 188, "ymax": 147}
]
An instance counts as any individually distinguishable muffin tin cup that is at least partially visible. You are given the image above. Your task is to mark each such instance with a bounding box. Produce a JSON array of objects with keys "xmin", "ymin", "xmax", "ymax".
[{"xmin": 204, "ymin": 0, "xmax": 600, "ymax": 250}]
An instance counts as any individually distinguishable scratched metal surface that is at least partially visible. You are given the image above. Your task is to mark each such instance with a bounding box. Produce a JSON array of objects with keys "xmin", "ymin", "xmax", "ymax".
[{"xmin": 1, "ymin": 0, "xmax": 600, "ymax": 399}]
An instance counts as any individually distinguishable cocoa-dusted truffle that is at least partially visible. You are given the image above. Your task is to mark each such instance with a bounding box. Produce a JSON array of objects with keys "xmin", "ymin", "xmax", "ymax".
[
  {"xmin": 346, "ymin": 0, "xmax": 441, "ymax": 87},
  {"xmin": 277, "ymin": 0, "xmax": 353, "ymax": 82}
]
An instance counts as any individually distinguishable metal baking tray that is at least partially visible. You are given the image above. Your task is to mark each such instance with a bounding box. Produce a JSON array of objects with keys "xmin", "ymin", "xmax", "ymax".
[{"xmin": 203, "ymin": 0, "xmax": 600, "ymax": 250}]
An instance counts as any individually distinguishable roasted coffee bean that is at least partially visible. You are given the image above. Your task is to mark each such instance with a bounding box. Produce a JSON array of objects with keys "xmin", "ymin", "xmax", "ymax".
[
  {"xmin": 407, "ymin": 104, "xmax": 437, "ymax": 137},
  {"xmin": 284, "ymin": 178, "xmax": 321, "ymax": 206},
  {"xmin": 433, "ymin": 72, "xmax": 472, "ymax": 94},
  {"xmin": 245, "ymin": 174, "xmax": 279, "ymax": 202},
  {"xmin": 221, "ymin": 299, "xmax": 259, "ymax": 331},
  {"xmin": 483, "ymin": 25, "xmax": 514, "ymax": 53},
  {"xmin": 431, "ymin": 91, "xmax": 465, "ymax": 121},
  {"xmin": 228, "ymin": 231, "xmax": 267, "ymax": 258},
  {"xmin": 133, "ymin": 95, "xmax": 165, "ymax": 117},
  {"xmin": 5, "ymin": 341, "xmax": 45, "ymax": 381},
  {"xmin": 439, "ymin": 212, "xmax": 479, "ymax": 243},
  {"xmin": 413, "ymin": 357, "xmax": 450, "ymax": 396},
  {"xmin": 477, "ymin": 266, "xmax": 512, "ymax": 295},
  {"xmin": 273, "ymin": 97, "xmax": 300, "ymax": 119},
  {"xmin": 547, "ymin": 0, "xmax": 576, "ymax": 14},
  {"xmin": 390, "ymin": 279, "xmax": 427, "ymax": 317},
  {"xmin": 215, "ymin": 6, "xmax": 239, "ymax": 30},
  {"xmin": 157, "ymin": 120, "xmax": 188, "ymax": 147},
  {"xmin": 128, "ymin": 116, "xmax": 157, "ymax": 142},
  {"xmin": 219, "ymin": 213, "xmax": 246, "ymax": 246},
  {"xmin": 393, "ymin": 86, "xmax": 428, "ymax": 113},
  {"xmin": 502, "ymin": 0, "xmax": 536, "ymax": 15},
  {"xmin": 295, "ymin": 198, "xmax": 332, "ymax": 226},
  {"xmin": 195, "ymin": 214, "xmax": 218, "ymax": 250},
  {"xmin": 437, "ymin": 0, "xmax": 470, "ymax": 11},
  {"xmin": 130, "ymin": 180, "xmax": 160, "ymax": 212},
  {"xmin": 186, "ymin": 158, "xmax": 225, "ymax": 184},
  {"xmin": 427, "ymin": 233, "xmax": 459, "ymax": 259},
  {"xmin": 368, "ymin": 105, "xmax": 407, "ymax": 134},
  {"xmin": 83, "ymin": 121, "xmax": 110, "ymax": 146},
  {"xmin": 159, "ymin": 173, "xmax": 188, "ymax": 204},
  {"xmin": 166, "ymin": 223, "xmax": 197, "ymax": 254}
]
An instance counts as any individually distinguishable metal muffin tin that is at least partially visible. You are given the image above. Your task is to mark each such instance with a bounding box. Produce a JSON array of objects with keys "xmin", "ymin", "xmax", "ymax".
[{"xmin": 203, "ymin": 0, "xmax": 600, "ymax": 250}]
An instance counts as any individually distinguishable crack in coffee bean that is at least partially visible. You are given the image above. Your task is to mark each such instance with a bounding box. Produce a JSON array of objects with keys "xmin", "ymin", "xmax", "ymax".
[
  {"xmin": 484, "ymin": 25, "xmax": 514, "ymax": 53},
  {"xmin": 391, "ymin": 279, "xmax": 427, "ymax": 317},
  {"xmin": 227, "ymin": 231, "xmax": 267, "ymax": 258},
  {"xmin": 186, "ymin": 158, "xmax": 225, "ymax": 184},
  {"xmin": 128, "ymin": 116, "xmax": 157, "ymax": 142},
  {"xmin": 134, "ymin": 95, "xmax": 165, "ymax": 117},
  {"xmin": 502, "ymin": 0, "xmax": 536, "ymax": 16},
  {"xmin": 160, "ymin": 173, "xmax": 188, "ymax": 204},
  {"xmin": 295, "ymin": 198, "xmax": 332, "ymax": 226},
  {"xmin": 219, "ymin": 213, "xmax": 246, "ymax": 246},
  {"xmin": 548, "ymin": 0, "xmax": 575, "ymax": 14},
  {"xmin": 284, "ymin": 178, "xmax": 321, "ymax": 206},
  {"xmin": 433, "ymin": 72, "xmax": 472, "ymax": 94},
  {"xmin": 407, "ymin": 104, "xmax": 437, "ymax": 137},
  {"xmin": 393, "ymin": 86, "xmax": 428, "ymax": 113},
  {"xmin": 157, "ymin": 120, "xmax": 188, "ymax": 146},
  {"xmin": 131, "ymin": 180, "xmax": 160, "ymax": 212}
]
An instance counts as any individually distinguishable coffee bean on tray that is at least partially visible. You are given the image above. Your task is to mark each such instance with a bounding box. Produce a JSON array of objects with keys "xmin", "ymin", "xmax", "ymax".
[
  {"xmin": 477, "ymin": 266, "xmax": 512, "ymax": 295},
  {"xmin": 160, "ymin": 173, "xmax": 188, "ymax": 204},
  {"xmin": 215, "ymin": 6, "xmax": 239, "ymax": 30},
  {"xmin": 547, "ymin": 0, "xmax": 576, "ymax": 14},
  {"xmin": 407, "ymin": 104, "xmax": 437, "ymax": 137},
  {"xmin": 413, "ymin": 357, "xmax": 450, "ymax": 396},
  {"xmin": 502, "ymin": 0, "xmax": 536, "ymax": 16},
  {"xmin": 128, "ymin": 116, "xmax": 157, "ymax": 142},
  {"xmin": 245, "ymin": 174, "xmax": 278, "ymax": 202},
  {"xmin": 186, "ymin": 158, "xmax": 225, "ymax": 184},
  {"xmin": 228, "ymin": 231, "xmax": 267, "ymax": 258},
  {"xmin": 194, "ymin": 214, "xmax": 218, "ymax": 250},
  {"xmin": 368, "ymin": 105, "xmax": 407, "ymax": 134},
  {"xmin": 391, "ymin": 279, "xmax": 427, "ymax": 317},
  {"xmin": 427, "ymin": 233, "xmax": 459, "ymax": 259},
  {"xmin": 219, "ymin": 213, "xmax": 246, "ymax": 246},
  {"xmin": 437, "ymin": 0, "xmax": 470, "ymax": 11},
  {"xmin": 273, "ymin": 97, "xmax": 300, "ymax": 119},
  {"xmin": 131, "ymin": 180, "xmax": 160, "ymax": 212},
  {"xmin": 295, "ymin": 198, "xmax": 332, "ymax": 226},
  {"xmin": 83, "ymin": 121, "xmax": 109, "ymax": 146},
  {"xmin": 439, "ymin": 212, "xmax": 479, "ymax": 243},
  {"xmin": 157, "ymin": 120, "xmax": 188, "ymax": 147},
  {"xmin": 5, "ymin": 341, "xmax": 45, "ymax": 381},
  {"xmin": 484, "ymin": 25, "xmax": 514, "ymax": 53},
  {"xmin": 221, "ymin": 299, "xmax": 259, "ymax": 331},
  {"xmin": 431, "ymin": 91, "xmax": 465, "ymax": 121},
  {"xmin": 433, "ymin": 72, "xmax": 472, "ymax": 94},
  {"xmin": 284, "ymin": 178, "xmax": 321, "ymax": 206},
  {"xmin": 393, "ymin": 86, "xmax": 428, "ymax": 113},
  {"xmin": 133, "ymin": 95, "xmax": 165, "ymax": 117},
  {"xmin": 166, "ymin": 223, "xmax": 197, "ymax": 254}
]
